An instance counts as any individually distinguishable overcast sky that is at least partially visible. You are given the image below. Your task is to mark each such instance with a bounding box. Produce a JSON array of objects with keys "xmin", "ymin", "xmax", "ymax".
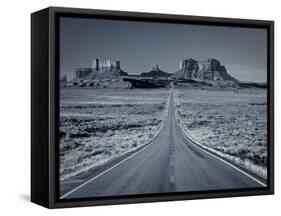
[{"xmin": 60, "ymin": 17, "xmax": 267, "ymax": 82}]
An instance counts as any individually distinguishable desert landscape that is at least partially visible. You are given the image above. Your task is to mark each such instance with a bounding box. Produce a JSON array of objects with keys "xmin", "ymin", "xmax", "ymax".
[
  {"xmin": 174, "ymin": 85, "xmax": 267, "ymax": 178},
  {"xmin": 59, "ymin": 88, "xmax": 169, "ymax": 182}
]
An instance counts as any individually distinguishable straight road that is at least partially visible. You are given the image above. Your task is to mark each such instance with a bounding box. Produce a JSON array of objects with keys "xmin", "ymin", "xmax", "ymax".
[{"xmin": 62, "ymin": 89, "xmax": 265, "ymax": 199}]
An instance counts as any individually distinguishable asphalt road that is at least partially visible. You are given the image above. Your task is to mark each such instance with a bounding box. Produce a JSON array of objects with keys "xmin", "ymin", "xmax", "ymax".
[{"xmin": 62, "ymin": 89, "xmax": 265, "ymax": 199}]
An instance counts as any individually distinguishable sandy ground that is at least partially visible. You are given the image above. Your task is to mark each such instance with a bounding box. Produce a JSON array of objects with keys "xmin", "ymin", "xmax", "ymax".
[
  {"xmin": 59, "ymin": 88, "xmax": 169, "ymax": 180},
  {"xmin": 174, "ymin": 86, "xmax": 267, "ymax": 178}
]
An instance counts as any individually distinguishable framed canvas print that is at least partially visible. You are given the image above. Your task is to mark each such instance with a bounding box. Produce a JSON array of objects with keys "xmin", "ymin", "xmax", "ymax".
[{"xmin": 31, "ymin": 7, "xmax": 274, "ymax": 208}]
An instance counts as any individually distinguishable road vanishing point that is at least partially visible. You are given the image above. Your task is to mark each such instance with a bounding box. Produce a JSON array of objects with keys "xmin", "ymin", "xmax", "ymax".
[{"xmin": 61, "ymin": 89, "xmax": 266, "ymax": 199}]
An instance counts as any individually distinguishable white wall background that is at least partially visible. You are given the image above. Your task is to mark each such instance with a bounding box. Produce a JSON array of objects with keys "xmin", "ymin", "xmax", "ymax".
[{"xmin": 0, "ymin": 0, "xmax": 279, "ymax": 214}]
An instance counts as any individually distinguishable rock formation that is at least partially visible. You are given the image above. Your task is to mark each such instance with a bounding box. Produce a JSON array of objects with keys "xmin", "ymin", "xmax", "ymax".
[
  {"xmin": 172, "ymin": 58, "xmax": 236, "ymax": 82},
  {"xmin": 92, "ymin": 58, "xmax": 128, "ymax": 77},
  {"xmin": 60, "ymin": 75, "xmax": 67, "ymax": 83},
  {"xmin": 74, "ymin": 58, "xmax": 128, "ymax": 79},
  {"xmin": 75, "ymin": 68, "xmax": 93, "ymax": 78}
]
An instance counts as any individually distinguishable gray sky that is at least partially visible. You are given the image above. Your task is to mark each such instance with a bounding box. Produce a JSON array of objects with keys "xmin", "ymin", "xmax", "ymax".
[{"xmin": 60, "ymin": 17, "xmax": 267, "ymax": 82}]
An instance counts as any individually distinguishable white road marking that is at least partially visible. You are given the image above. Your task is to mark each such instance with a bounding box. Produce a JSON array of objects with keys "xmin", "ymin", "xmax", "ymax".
[
  {"xmin": 61, "ymin": 89, "xmax": 266, "ymax": 199},
  {"xmin": 173, "ymin": 91, "xmax": 267, "ymax": 188},
  {"xmin": 170, "ymin": 175, "xmax": 175, "ymax": 184},
  {"xmin": 169, "ymin": 142, "xmax": 175, "ymax": 190},
  {"xmin": 189, "ymin": 140, "xmax": 267, "ymax": 187},
  {"xmin": 61, "ymin": 90, "xmax": 173, "ymax": 199},
  {"xmin": 170, "ymin": 159, "xmax": 174, "ymax": 168},
  {"xmin": 61, "ymin": 136, "xmax": 158, "ymax": 199}
]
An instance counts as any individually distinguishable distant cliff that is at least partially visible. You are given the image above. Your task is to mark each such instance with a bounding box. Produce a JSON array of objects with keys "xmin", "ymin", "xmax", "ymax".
[
  {"xmin": 172, "ymin": 58, "xmax": 237, "ymax": 82},
  {"xmin": 74, "ymin": 58, "xmax": 128, "ymax": 79},
  {"xmin": 64, "ymin": 57, "xmax": 243, "ymax": 88}
]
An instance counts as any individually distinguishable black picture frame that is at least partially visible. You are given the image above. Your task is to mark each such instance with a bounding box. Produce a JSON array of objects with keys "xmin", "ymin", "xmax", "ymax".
[{"xmin": 31, "ymin": 6, "xmax": 274, "ymax": 209}]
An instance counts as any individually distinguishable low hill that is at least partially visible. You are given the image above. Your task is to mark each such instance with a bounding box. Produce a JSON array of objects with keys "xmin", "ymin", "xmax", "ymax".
[{"xmin": 140, "ymin": 65, "xmax": 171, "ymax": 78}]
